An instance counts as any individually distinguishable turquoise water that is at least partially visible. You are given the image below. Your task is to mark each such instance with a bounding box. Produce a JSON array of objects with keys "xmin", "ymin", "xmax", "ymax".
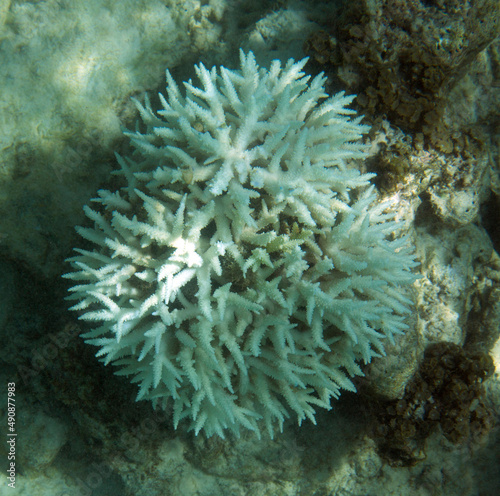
[{"xmin": 0, "ymin": 1, "xmax": 499, "ymax": 495}]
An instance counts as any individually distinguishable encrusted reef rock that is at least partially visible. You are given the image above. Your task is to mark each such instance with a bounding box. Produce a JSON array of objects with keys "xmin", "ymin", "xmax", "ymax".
[
  {"xmin": 374, "ymin": 341, "xmax": 495, "ymax": 465},
  {"xmin": 306, "ymin": 0, "xmax": 499, "ymax": 150}
]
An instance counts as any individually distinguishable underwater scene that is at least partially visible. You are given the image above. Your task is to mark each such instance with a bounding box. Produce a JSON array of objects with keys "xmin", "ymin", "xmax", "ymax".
[{"xmin": 0, "ymin": 1, "xmax": 499, "ymax": 495}]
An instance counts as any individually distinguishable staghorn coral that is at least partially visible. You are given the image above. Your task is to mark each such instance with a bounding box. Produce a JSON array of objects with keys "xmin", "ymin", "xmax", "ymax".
[{"xmin": 64, "ymin": 50, "xmax": 418, "ymax": 438}]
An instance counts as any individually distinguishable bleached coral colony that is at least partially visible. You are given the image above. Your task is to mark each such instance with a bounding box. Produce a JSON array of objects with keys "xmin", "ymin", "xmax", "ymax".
[{"xmin": 64, "ymin": 50, "xmax": 418, "ymax": 438}]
